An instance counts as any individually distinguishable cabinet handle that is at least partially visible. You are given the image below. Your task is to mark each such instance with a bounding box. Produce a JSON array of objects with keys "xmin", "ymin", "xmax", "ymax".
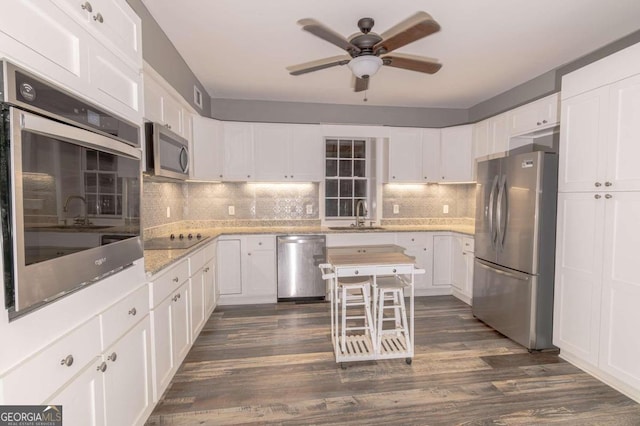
[
  {"xmin": 173, "ymin": 294, "xmax": 179, "ymax": 302},
  {"xmin": 605, "ymin": 181, "xmax": 612, "ymax": 187},
  {"xmin": 424, "ymin": 176, "xmax": 428, "ymax": 179},
  {"xmin": 258, "ymin": 242, "xmax": 262, "ymax": 246},
  {"xmin": 93, "ymin": 12, "xmax": 103, "ymax": 23},
  {"xmin": 248, "ymin": 252, "xmax": 252, "ymax": 256},
  {"xmin": 542, "ymin": 120, "xmax": 548, "ymax": 124},
  {"xmin": 60, "ymin": 355, "xmax": 74, "ymax": 367},
  {"xmin": 291, "ymin": 175, "xmax": 294, "ymax": 178},
  {"xmin": 108, "ymin": 352, "xmax": 117, "ymax": 362},
  {"xmin": 594, "ymin": 194, "xmax": 601, "ymax": 199},
  {"xmin": 81, "ymin": 1, "xmax": 93, "ymax": 12},
  {"xmin": 595, "ymin": 182, "xmax": 602, "ymax": 187},
  {"xmin": 411, "ymin": 238, "xmax": 415, "ymax": 242},
  {"xmin": 97, "ymin": 362, "xmax": 107, "ymax": 372},
  {"xmin": 536, "ymin": 121, "xmax": 542, "ymax": 126},
  {"xmin": 219, "ymin": 174, "xmax": 223, "ymax": 178},
  {"xmin": 173, "ymin": 277, "xmax": 179, "ymax": 283},
  {"xmin": 605, "ymin": 194, "xmax": 613, "ymax": 199},
  {"xmin": 354, "ymin": 270, "xmax": 359, "ymax": 275},
  {"xmin": 284, "ymin": 175, "xmax": 288, "ymax": 178},
  {"xmin": 392, "ymin": 268, "xmax": 397, "ymax": 273},
  {"xmin": 362, "ymin": 249, "xmax": 366, "ymax": 253},
  {"xmin": 128, "ymin": 307, "xmax": 137, "ymax": 316},
  {"xmin": 442, "ymin": 176, "xmax": 445, "ymax": 179},
  {"xmin": 392, "ymin": 176, "xmax": 396, "ymax": 179},
  {"xmin": 204, "ymin": 267, "xmax": 210, "ymax": 272},
  {"xmin": 247, "ymin": 175, "xmax": 251, "ymax": 178}
]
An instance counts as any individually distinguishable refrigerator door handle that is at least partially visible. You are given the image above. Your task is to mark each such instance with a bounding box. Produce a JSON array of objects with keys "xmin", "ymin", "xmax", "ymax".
[
  {"xmin": 489, "ymin": 175, "xmax": 499, "ymax": 249},
  {"xmin": 499, "ymin": 175, "xmax": 509, "ymax": 249}
]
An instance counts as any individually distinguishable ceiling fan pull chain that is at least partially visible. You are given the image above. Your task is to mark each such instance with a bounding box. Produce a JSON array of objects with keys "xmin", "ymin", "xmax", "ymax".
[{"xmin": 363, "ymin": 90, "xmax": 368, "ymax": 102}]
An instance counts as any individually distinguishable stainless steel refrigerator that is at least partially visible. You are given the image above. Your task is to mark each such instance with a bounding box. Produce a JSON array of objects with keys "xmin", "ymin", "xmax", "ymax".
[{"xmin": 473, "ymin": 150, "xmax": 558, "ymax": 350}]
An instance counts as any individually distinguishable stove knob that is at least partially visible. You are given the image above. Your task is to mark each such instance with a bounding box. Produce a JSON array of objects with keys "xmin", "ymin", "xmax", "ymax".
[
  {"xmin": 196, "ymin": 233, "xmax": 202, "ymax": 240},
  {"xmin": 170, "ymin": 234, "xmax": 175, "ymax": 240},
  {"xmin": 187, "ymin": 233, "xmax": 193, "ymax": 240},
  {"xmin": 178, "ymin": 234, "xmax": 184, "ymax": 240}
]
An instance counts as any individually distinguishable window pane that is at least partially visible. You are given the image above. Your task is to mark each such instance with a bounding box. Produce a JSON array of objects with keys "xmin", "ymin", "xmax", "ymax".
[
  {"xmin": 86, "ymin": 150, "xmax": 98, "ymax": 170},
  {"xmin": 326, "ymin": 159, "xmax": 337, "ymax": 177},
  {"xmin": 339, "ymin": 180, "xmax": 353, "ymax": 197},
  {"xmin": 326, "ymin": 179, "xmax": 338, "ymax": 197},
  {"xmin": 354, "ymin": 180, "xmax": 367, "ymax": 197},
  {"xmin": 86, "ymin": 194, "xmax": 98, "ymax": 215},
  {"xmin": 98, "ymin": 173, "xmax": 116, "ymax": 194},
  {"xmin": 339, "ymin": 160, "xmax": 352, "ymax": 177},
  {"xmin": 353, "ymin": 140, "xmax": 366, "ymax": 158},
  {"xmin": 85, "ymin": 173, "xmax": 97, "ymax": 192},
  {"xmin": 116, "ymin": 195, "xmax": 122, "ymax": 215},
  {"xmin": 353, "ymin": 160, "xmax": 366, "ymax": 177},
  {"xmin": 326, "ymin": 139, "xmax": 338, "ymax": 158},
  {"xmin": 98, "ymin": 153, "xmax": 116, "ymax": 171},
  {"xmin": 100, "ymin": 195, "xmax": 116, "ymax": 215},
  {"xmin": 339, "ymin": 140, "xmax": 352, "ymax": 158},
  {"xmin": 339, "ymin": 199, "xmax": 352, "ymax": 217},
  {"xmin": 325, "ymin": 199, "xmax": 338, "ymax": 217}
]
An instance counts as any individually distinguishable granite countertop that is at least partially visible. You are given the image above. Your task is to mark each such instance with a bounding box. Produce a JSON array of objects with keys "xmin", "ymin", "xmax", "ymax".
[{"xmin": 144, "ymin": 223, "xmax": 475, "ymax": 277}]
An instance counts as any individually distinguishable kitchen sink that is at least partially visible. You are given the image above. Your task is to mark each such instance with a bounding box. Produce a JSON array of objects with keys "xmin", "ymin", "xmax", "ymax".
[{"xmin": 328, "ymin": 226, "xmax": 386, "ymax": 231}]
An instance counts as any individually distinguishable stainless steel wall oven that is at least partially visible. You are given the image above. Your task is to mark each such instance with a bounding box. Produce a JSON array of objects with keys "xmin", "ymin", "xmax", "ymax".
[{"xmin": 0, "ymin": 61, "xmax": 143, "ymax": 318}]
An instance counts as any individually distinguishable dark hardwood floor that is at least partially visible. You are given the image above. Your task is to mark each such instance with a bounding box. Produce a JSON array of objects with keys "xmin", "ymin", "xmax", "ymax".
[{"xmin": 146, "ymin": 296, "xmax": 640, "ymax": 425}]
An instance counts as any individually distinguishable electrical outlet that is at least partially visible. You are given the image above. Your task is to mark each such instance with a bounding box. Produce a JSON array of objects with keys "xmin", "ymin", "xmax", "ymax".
[
  {"xmin": 443, "ymin": 205, "xmax": 449, "ymax": 214},
  {"xmin": 166, "ymin": 206, "xmax": 170, "ymax": 218},
  {"xmin": 306, "ymin": 204, "xmax": 313, "ymax": 215},
  {"xmin": 393, "ymin": 204, "xmax": 400, "ymax": 214},
  {"xmin": 228, "ymin": 205, "xmax": 235, "ymax": 215}
]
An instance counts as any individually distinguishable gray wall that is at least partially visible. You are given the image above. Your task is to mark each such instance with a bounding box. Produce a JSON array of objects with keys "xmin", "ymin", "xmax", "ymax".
[{"xmin": 125, "ymin": 0, "xmax": 211, "ymax": 116}]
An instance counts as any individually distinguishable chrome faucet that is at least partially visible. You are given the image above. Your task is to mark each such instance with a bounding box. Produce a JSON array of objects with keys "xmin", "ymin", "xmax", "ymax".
[
  {"xmin": 63, "ymin": 195, "xmax": 90, "ymax": 226},
  {"xmin": 354, "ymin": 200, "xmax": 368, "ymax": 228}
]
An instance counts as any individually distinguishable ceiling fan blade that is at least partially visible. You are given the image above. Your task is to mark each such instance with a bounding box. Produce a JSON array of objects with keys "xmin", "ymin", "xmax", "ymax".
[
  {"xmin": 298, "ymin": 18, "xmax": 361, "ymax": 54},
  {"xmin": 354, "ymin": 77, "xmax": 369, "ymax": 92},
  {"xmin": 374, "ymin": 12, "xmax": 440, "ymax": 54},
  {"xmin": 382, "ymin": 53, "xmax": 442, "ymax": 74},
  {"xmin": 287, "ymin": 55, "xmax": 351, "ymax": 76}
]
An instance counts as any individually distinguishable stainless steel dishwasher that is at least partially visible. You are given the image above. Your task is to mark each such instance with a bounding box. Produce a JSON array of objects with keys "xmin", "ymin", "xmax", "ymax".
[{"xmin": 277, "ymin": 235, "xmax": 326, "ymax": 301}]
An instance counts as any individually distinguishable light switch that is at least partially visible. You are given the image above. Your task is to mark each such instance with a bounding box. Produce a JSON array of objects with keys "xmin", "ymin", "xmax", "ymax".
[
  {"xmin": 443, "ymin": 205, "xmax": 449, "ymax": 214},
  {"xmin": 166, "ymin": 206, "xmax": 170, "ymax": 218},
  {"xmin": 393, "ymin": 204, "xmax": 400, "ymax": 214},
  {"xmin": 228, "ymin": 205, "xmax": 235, "ymax": 215},
  {"xmin": 306, "ymin": 204, "xmax": 313, "ymax": 215}
]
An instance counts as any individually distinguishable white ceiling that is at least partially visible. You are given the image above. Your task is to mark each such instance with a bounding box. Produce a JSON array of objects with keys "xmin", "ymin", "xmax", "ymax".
[{"xmin": 142, "ymin": 0, "xmax": 640, "ymax": 109}]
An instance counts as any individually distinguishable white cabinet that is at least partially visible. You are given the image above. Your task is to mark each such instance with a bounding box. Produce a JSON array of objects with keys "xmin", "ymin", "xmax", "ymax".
[
  {"xmin": 472, "ymin": 120, "xmax": 489, "ymax": 160},
  {"xmin": 451, "ymin": 235, "xmax": 474, "ymax": 305},
  {"xmin": 143, "ymin": 71, "xmax": 191, "ymax": 138},
  {"xmin": 192, "ymin": 116, "xmax": 224, "ymax": 181},
  {"xmin": 217, "ymin": 235, "xmax": 277, "ymax": 305},
  {"xmin": 189, "ymin": 268, "xmax": 206, "ymax": 341},
  {"xmin": 395, "ymin": 233, "xmax": 437, "ymax": 296},
  {"xmin": 432, "ymin": 234, "xmax": 453, "ymax": 288},
  {"xmin": 222, "ymin": 122, "xmax": 254, "ymax": 181},
  {"xmin": 508, "ymin": 93, "xmax": 560, "ymax": 136},
  {"xmin": 188, "ymin": 242, "xmax": 217, "ymax": 339},
  {"xmin": 440, "ymin": 125, "xmax": 473, "ymax": 182},
  {"xmin": 290, "ymin": 124, "xmax": 323, "ymax": 182},
  {"xmin": 560, "ymin": 74, "xmax": 640, "ymax": 193},
  {"xmin": 473, "ymin": 113, "xmax": 509, "ymax": 161}
]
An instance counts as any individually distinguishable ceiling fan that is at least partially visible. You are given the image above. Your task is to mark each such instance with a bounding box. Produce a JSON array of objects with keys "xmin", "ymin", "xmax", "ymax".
[{"xmin": 287, "ymin": 12, "xmax": 443, "ymax": 92}]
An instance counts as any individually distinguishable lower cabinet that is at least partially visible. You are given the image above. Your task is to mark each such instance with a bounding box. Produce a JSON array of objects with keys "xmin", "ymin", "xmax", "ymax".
[
  {"xmin": 395, "ymin": 232, "xmax": 436, "ymax": 296},
  {"xmin": 451, "ymin": 235, "xmax": 474, "ymax": 305},
  {"xmin": 217, "ymin": 235, "xmax": 276, "ymax": 305},
  {"xmin": 433, "ymin": 234, "xmax": 454, "ymax": 288}
]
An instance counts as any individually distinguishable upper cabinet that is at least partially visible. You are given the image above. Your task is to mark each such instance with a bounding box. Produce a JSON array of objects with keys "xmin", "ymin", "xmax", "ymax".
[
  {"xmin": 143, "ymin": 66, "xmax": 193, "ymax": 139},
  {"xmin": 192, "ymin": 116, "xmax": 224, "ymax": 181},
  {"xmin": 222, "ymin": 122, "xmax": 254, "ymax": 181},
  {"xmin": 473, "ymin": 112, "xmax": 509, "ymax": 160},
  {"xmin": 0, "ymin": 0, "xmax": 142, "ymax": 123},
  {"xmin": 508, "ymin": 93, "xmax": 560, "ymax": 136},
  {"xmin": 386, "ymin": 126, "xmax": 472, "ymax": 183}
]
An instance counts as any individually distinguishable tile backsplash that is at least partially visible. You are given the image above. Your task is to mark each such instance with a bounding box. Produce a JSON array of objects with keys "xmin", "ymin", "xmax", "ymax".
[{"xmin": 382, "ymin": 183, "xmax": 476, "ymax": 219}]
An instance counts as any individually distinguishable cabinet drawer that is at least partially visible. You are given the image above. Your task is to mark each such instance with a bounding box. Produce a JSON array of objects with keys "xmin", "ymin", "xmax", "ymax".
[
  {"xmin": 396, "ymin": 232, "xmax": 427, "ymax": 247},
  {"xmin": 246, "ymin": 235, "xmax": 274, "ymax": 252},
  {"xmin": 0, "ymin": 317, "xmax": 101, "ymax": 404},
  {"xmin": 100, "ymin": 285, "xmax": 150, "ymax": 350},
  {"xmin": 376, "ymin": 265, "xmax": 414, "ymax": 276},
  {"xmin": 336, "ymin": 266, "xmax": 377, "ymax": 278},
  {"xmin": 149, "ymin": 259, "xmax": 189, "ymax": 307},
  {"xmin": 189, "ymin": 248, "xmax": 206, "ymax": 274},
  {"xmin": 462, "ymin": 237, "xmax": 475, "ymax": 253}
]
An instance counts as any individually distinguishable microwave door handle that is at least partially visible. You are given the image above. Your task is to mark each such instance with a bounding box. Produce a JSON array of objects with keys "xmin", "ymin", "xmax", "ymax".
[
  {"xmin": 179, "ymin": 146, "xmax": 189, "ymax": 173},
  {"xmin": 488, "ymin": 175, "xmax": 499, "ymax": 249}
]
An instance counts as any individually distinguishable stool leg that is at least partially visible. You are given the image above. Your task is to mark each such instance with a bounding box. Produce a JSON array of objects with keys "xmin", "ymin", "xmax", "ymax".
[
  {"xmin": 393, "ymin": 290, "xmax": 401, "ymax": 332},
  {"xmin": 362, "ymin": 284, "xmax": 375, "ymax": 347},
  {"xmin": 398, "ymin": 288, "xmax": 411, "ymax": 349},
  {"xmin": 341, "ymin": 285, "xmax": 347, "ymax": 353},
  {"xmin": 376, "ymin": 288, "xmax": 384, "ymax": 353}
]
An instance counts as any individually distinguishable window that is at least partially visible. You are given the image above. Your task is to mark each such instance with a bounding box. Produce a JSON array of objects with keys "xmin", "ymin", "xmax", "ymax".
[{"xmin": 325, "ymin": 138, "xmax": 368, "ymax": 218}]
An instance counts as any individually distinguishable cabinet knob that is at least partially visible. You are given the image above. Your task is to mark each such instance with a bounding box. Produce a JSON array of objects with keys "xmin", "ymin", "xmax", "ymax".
[
  {"xmin": 219, "ymin": 174, "xmax": 223, "ymax": 178},
  {"xmin": 392, "ymin": 176, "xmax": 396, "ymax": 179},
  {"xmin": 536, "ymin": 121, "xmax": 542, "ymax": 126},
  {"xmin": 605, "ymin": 194, "xmax": 613, "ymax": 199},
  {"xmin": 173, "ymin": 294, "xmax": 180, "ymax": 302},
  {"xmin": 595, "ymin": 182, "xmax": 602, "ymax": 187},
  {"xmin": 247, "ymin": 175, "xmax": 251, "ymax": 178},
  {"xmin": 97, "ymin": 362, "xmax": 107, "ymax": 373},
  {"xmin": 60, "ymin": 355, "xmax": 74, "ymax": 367},
  {"xmin": 128, "ymin": 307, "xmax": 137, "ymax": 316},
  {"xmin": 173, "ymin": 277, "xmax": 179, "ymax": 283},
  {"xmin": 204, "ymin": 267, "xmax": 210, "ymax": 272},
  {"xmin": 248, "ymin": 252, "xmax": 252, "ymax": 256},
  {"xmin": 291, "ymin": 175, "xmax": 294, "ymax": 178},
  {"xmin": 605, "ymin": 181, "xmax": 612, "ymax": 187},
  {"xmin": 392, "ymin": 268, "xmax": 397, "ymax": 273},
  {"xmin": 594, "ymin": 194, "xmax": 602, "ymax": 199},
  {"xmin": 424, "ymin": 177, "xmax": 427, "ymax": 179},
  {"xmin": 362, "ymin": 249, "xmax": 366, "ymax": 253},
  {"xmin": 81, "ymin": 1, "xmax": 93, "ymax": 12},
  {"xmin": 108, "ymin": 352, "xmax": 118, "ymax": 362},
  {"xmin": 354, "ymin": 270, "xmax": 359, "ymax": 275},
  {"xmin": 258, "ymin": 242, "xmax": 262, "ymax": 245},
  {"xmin": 284, "ymin": 175, "xmax": 288, "ymax": 178},
  {"xmin": 411, "ymin": 238, "xmax": 415, "ymax": 242},
  {"xmin": 542, "ymin": 120, "xmax": 548, "ymax": 124},
  {"xmin": 442, "ymin": 176, "xmax": 445, "ymax": 179},
  {"xmin": 93, "ymin": 12, "xmax": 103, "ymax": 23}
]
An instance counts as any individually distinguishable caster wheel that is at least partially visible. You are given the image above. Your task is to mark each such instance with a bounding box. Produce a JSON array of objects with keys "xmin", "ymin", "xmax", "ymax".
[
  {"xmin": 340, "ymin": 363, "xmax": 347, "ymax": 370},
  {"xmin": 405, "ymin": 358, "xmax": 412, "ymax": 365}
]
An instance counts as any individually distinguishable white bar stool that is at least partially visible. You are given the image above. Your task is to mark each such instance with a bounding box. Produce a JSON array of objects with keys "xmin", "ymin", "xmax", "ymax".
[
  {"xmin": 338, "ymin": 276, "xmax": 375, "ymax": 354},
  {"xmin": 375, "ymin": 276, "xmax": 410, "ymax": 355}
]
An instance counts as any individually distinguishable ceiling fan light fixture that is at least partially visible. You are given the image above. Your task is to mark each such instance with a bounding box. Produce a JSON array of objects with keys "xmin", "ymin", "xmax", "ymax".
[{"xmin": 348, "ymin": 55, "xmax": 383, "ymax": 78}]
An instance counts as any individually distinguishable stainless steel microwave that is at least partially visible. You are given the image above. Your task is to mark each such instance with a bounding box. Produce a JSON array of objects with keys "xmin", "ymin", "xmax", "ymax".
[
  {"xmin": 0, "ymin": 61, "xmax": 143, "ymax": 318},
  {"xmin": 145, "ymin": 122, "xmax": 190, "ymax": 180}
]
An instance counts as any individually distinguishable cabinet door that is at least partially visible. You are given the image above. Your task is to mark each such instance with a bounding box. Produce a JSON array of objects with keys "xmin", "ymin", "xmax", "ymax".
[
  {"xmin": 46, "ymin": 357, "xmax": 105, "ymax": 426},
  {"xmin": 245, "ymin": 238, "xmax": 276, "ymax": 299},
  {"xmin": 290, "ymin": 124, "xmax": 323, "ymax": 182},
  {"xmin": 440, "ymin": 125, "xmax": 473, "ymax": 182},
  {"xmin": 162, "ymin": 94, "xmax": 183, "ymax": 136},
  {"xmin": 253, "ymin": 124, "xmax": 290, "ymax": 181},
  {"xmin": 606, "ymin": 74, "xmax": 640, "ymax": 191},
  {"xmin": 217, "ymin": 239, "xmax": 242, "ymax": 294},
  {"xmin": 223, "ymin": 122, "xmax": 254, "ymax": 181},
  {"xmin": 189, "ymin": 271, "xmax": 206, "ymax": 340},
  {"xmin": 192, "ymin": 116, "xmax": 224, "ymax": 181},
  {"xmin": 421, "ymin": 129, "xmax": 441, "ymax": 182},
  {"xmin": 103, "ymin": 317, "xmax": 152, "ymax": 426},
  {"xmin": 464, "ymin": 248, "xmax": 474, "ymax": 303},
  {"xmin": 490, "ymin": 113, "xmax": 509, "ymax": 155},
  {"xmin": 88, "ymin": 0, "xmax": 141, "ymax": 67},
  {"xmin": 203, "ymin": 259, "xmax": 216, "ymax": 316},
  {"xmin": 553, "ymin": 192, "xmax": 605, "ymax": 365},
  {"xmin": 599, "ymin": 192, "xmax": 640, "ymax": 387},
  {"xmin": 150, "ymin": 296, "xmax": 174, "ymax": 402},
  {"xmin": 143, "ymin": 76, "xmax": 164, "ymax": 123},
  {"xmin": 451, "ymin": 236, "xmax": 466, "ymax": 292},
  {"xmin": 386, "ymin": 128, "xmax": 423, "ymax": 182},
  {"xmin": 473, "ymin": 120, "xmax": 490, "ymax": 160},
  {"xmin": 172, "ymin": 284, "xmax": 191, "ymax": 366},
  {"xmin": 432, "ymin": 235, "xmax": 453, "ymax": 287},
  {"xmin": 558, "ymin": 87, "xmax": 609, "ymax": 192}
]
